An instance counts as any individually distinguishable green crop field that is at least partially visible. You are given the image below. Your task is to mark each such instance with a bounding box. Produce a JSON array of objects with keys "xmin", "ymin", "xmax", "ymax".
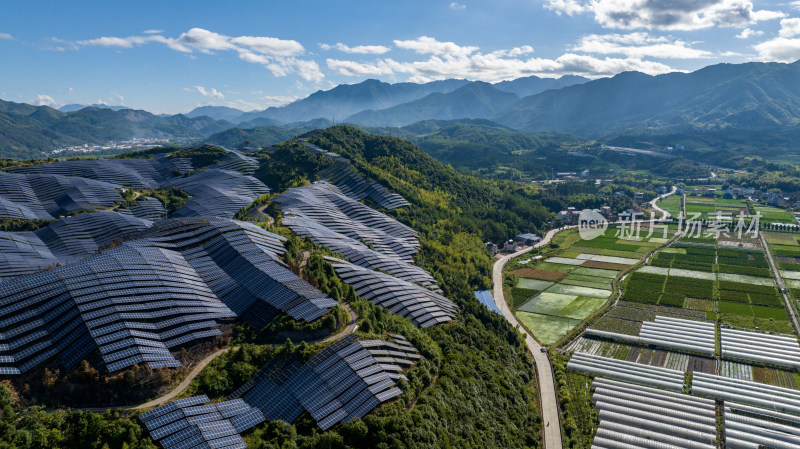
[
  {"xmin": 517, "ymin": 278, "xmax": 554, "ymax": 290},
  {"xmin": 516, "ymin": 312, "xmax": 581, "ymax": 345},
  {"xmin": 756, "ymin": 205, "xmax": 796, "ymax": 224},
  {"xmin": 763, "ymin": 232, "xmax": 799, "ymax": 246},
  {"xmin": 719, "ymin": 301, "xmax": 753, "ymax": 315},
  {"xmin": 657, "ymin": 195, "xmax": 681, "ymax": 217},
  {"xmin": 518, "ymin": 292, "xmax": 577, "ymax": 314}
]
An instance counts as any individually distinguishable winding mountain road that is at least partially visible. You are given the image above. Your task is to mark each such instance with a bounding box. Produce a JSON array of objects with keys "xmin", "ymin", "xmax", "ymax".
[
  {"xmin": 492, "ymin": 227, "xmax": 565, "ymax": 449},
  {"xmin": 73, "ymin": 303, "xmax": 358, "ymax": 413},
  {"xmin": 491, "ymin": 187, "xmax": 677, "ymax": 449}
]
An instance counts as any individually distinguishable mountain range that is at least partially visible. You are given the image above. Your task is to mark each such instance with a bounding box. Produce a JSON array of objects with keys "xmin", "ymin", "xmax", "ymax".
[{"xmin": 3, "ymin": 60, "xmax": 800, "ymax": 159}]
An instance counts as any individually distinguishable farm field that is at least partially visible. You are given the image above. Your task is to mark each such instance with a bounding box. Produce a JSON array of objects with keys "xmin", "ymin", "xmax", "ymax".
[
  {"xmin": 755, "ymin": 205, "xmax": 796, "ymax": 224},
  {"xmin": 517, "ymin": 312, "xmax": 580, "ymax": 345},
  {"xmin": 682, "ymin": 192, "xmax": 748, "ymax": 220},
  {"xmin": 507, "ymin": 226, "xmax": 660, "ymax": 345},
  {"xmin": 561, "ymin": 223, "xmax": 800, "ymax": 449},
  {"xmin": 656, "ymin": 195, "xmax": 681, "ymax": 217}
]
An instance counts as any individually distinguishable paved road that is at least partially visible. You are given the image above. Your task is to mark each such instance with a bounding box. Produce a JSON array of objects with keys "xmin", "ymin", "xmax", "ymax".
[
  {"xmin": 492, "ymin": 189, "xmax": 678, "ymax": 449},
  {"xmin": 648, "ymin": 186, "xmax": 677, "ymax": 220},
  {"xmin": 760, "ymin": 233, "xmax": 800, "ymax": 335},
  {"xmin": 493, "ymin": 227, "xmax": 565, "ymax": 449},
  {"xmin": 74, "ymin": 303, "xmax": 358, "ymax": 412}
]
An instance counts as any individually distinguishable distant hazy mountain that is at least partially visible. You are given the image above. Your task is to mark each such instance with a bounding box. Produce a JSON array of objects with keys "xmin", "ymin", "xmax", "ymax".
[
  {"xmin": 495, "ymin": 61, "xmax": 800, "ymax": 136},
  {"xmin": 185, "ymin": 105, "xmax": 246, "ymax": 122},
  {"xmin": 236, "ymin": 117, "xmax": 284, "ymax": 129},
  {"xmin": 236, "ymin": 78, "xmax": 470, "ymax": 124},
  {"xmin": 59, "ymin": 103, "xmax": 131, "ymax": 112},
  {"xmin": 346, "ymin": 82, "xmax": 520, "ymax": 127},
  {"xmin": 493, "ymin": 75, "xmax": 589, "ymax": 97},
  {"xmin": 0, "ymin": 99, "xmax": 235, "ymax": 159}
]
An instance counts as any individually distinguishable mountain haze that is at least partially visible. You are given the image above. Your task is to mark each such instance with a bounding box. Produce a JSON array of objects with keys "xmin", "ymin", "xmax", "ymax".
[
  {"xmin": 346, "ymin": 82, "xmax": 521, "ymax": 127},
  {"xmin": 235, "ymin": 78, "xmax": 470, "ymax": 124},
  {"xmin": 495, "ymin": 60, "xmax": 800, "ymax": 136}
]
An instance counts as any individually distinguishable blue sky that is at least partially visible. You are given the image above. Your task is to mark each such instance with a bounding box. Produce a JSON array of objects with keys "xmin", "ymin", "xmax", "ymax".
[{"xmin": 2, "ymin": 0, "xmax": 800, "ymax": 114}]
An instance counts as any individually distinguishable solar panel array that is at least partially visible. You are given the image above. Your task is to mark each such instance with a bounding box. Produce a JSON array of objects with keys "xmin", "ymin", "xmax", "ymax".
[
  {"xmin": 119, "ymin": 196, "xmax": 168, "ymax": 220},
  {"xmin": 298, "ymin": 140, "xmax": 409, "ymax": 210},
  {"xmin": 6, "ymin": 150, "xmax": 267, "ymax": 220},
  {"xmin": 137, "ymin": 218, "xmax": 337, "ymax": 327},
  {"xmin": 0, "ymin": 171, "xmax": 122, "ymax": 220},
  {"xmin": 167, "ymin": 169, "xmax": 269, "ymax": 219},
  {"xmin": 328, "ymin": 258, "xmax": 457, "ymax": 327},
  {"xmin": 275, "ymin": 182, "xmax": 419, "ymax": 262},
  {"xmin": 140, "ymin": 395, "xmax": 265, "ymax": 449},
  {"xmin": 0, "ymin": 211, "xmax": 153, "ymax": 280},
  {"xmin": 0, "ymin": 218, "xmax": 336, "ymax": 374},
  {"xmin": 232, "ymin": 334, "xmax": 422, "ymax": 430},
  {"xmin": 212, "ymin": 151, "xmax": 259, "ymax": 175},
  {"xmin": 318, "ymin": 162, "xmax": 409, "ymax": 210},
  {"xmin": 8, "ymin": 156, "xmax": 192, "ymax": 189},
  {"xmin": 279, "ymin": 212, "xmax": 439, "ymax": 290}
]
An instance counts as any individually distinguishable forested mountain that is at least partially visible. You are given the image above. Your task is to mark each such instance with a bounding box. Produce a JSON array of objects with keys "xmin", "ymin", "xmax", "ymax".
[
  {"xmin": 346, "ymin": 82, "xmax": 521, "ymax": 127},
  {"xmin": 495, "ymin": 60, "xmax": 800, "ymax": 136}
]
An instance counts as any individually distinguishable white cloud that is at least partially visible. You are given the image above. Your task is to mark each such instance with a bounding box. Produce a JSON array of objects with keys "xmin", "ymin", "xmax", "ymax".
[
  {"xmin": 319, "ymin": 42, "xmax": 391, "ymax": 54},
  {"xmin": 94, "ymin": 92, "xmax": 126, "ymax": 106},
  {"xmin": 394, "ymin": 36, "xmax": 478, "ymax": 56},
  {"xmin": 490, "ymin": 45, "xmax": 535, "ymax": 57},
  {"xmin": 754, "ymin": 36, "xmax": 800, "ymax": 61},
  {"xmin": 572, "ymin": 32, "xmax": 714, "ymax": 58},
  {"xmin": 185, "ymin": 86, "xmax": 225, "ymax": 99},
  {"xmin": 779, "ymin": 18, "xmax": 800, "ymax": 37},
  {"xmin": 34, "ymin": 94, "xmax": 57, "ymax": 107},
  {"xmin": 0, "ymin": 33, "xmax": 12, "ymax": 40},
  {"xmin": 142, "ymin": 29, "xmax": 163, "ymax": 34},
  {"xmin": 328, "ymin": 50, "xmax": 677, "ymax": 82},
  {"xmin": 230, "ymin": 35, "xmax": 304, "ymax": 56},
  {"xmin": 544, "ymin": 0, "xmax": 585, "ymax": 16},
  {"xmin": 78, "ymin": 28, "xmax": 322, "ymax": 81},
  {"xmin": 329, "ymin": 35, "xmax": 680, "ymax": 81},
  {"xmin": 450, "ymin": 2, "xmax": 466, "ymax": 11},
  {"xmin": 753, "ymin": 17, "xmax": 800, "ymax": 61},
  {"xmin": 735, "ymin": 28, "xmax": 763, "ymax": 38},
  {"xmin": 792, "ymin": 1, "xmax": 800, "ymax": 10},
  {"xmin": 326, "ymin": 59, "xmax": 397, "ymax": 77},
  {"xmin": 544, "ymin": 0, "xmax": 785, "ymax": 30}
]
